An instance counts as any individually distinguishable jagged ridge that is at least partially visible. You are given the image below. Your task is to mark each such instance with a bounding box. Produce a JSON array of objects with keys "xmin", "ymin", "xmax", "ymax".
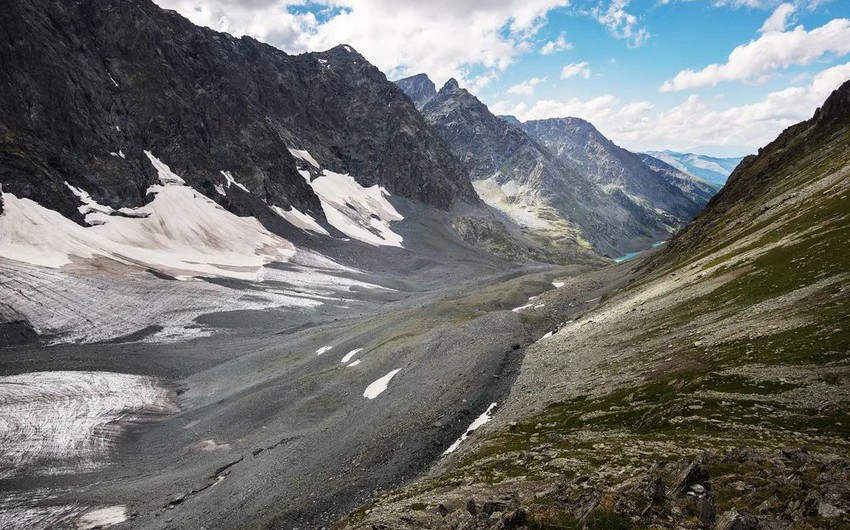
[{"xmin": 0, "ymin": 0, "xmax": 477, "ymax": 228}]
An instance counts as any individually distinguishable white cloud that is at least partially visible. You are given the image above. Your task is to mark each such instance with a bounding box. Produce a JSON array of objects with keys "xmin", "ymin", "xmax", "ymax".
[
  {"xmin": 467, "ymin": 71, "xmax": 499, "ymax": 92},
  {"xmin": 591, "ymin": 0, "xmax": 650, "ymax": 47},
  {"xmin": 561, "ymin": 61, "xmax": 591, "ymax": 79},
  {"xmin": 508, "ymin": 76, "xmax": 548, "ymax": 96},
  {"xmin": 540, "ymin": 33, "xmax": 574, "ymax": 54},
  {"xmin": 154, "ymin": 0, "xmax": 571, "ymax": 86},
  {"xmin": 760, "ymin": 2, "xmax": 796, "ymax": 33},
  {"xmin": 492, "ymin": 62, "xmax": 850, "ymax": 153},
  {"xmin": 661, "ymin": 17, "xmax": 850, "ymax": 92}
]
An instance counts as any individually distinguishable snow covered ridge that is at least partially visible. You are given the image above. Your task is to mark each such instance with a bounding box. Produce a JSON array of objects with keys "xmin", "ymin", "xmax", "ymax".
[
  {"xmin": 0, "ymin": 371, "xmax": 177, "ymax": 479},
  {"xmin": 0, "ymin": 152, "xmax": 294, "ymax": 280}
]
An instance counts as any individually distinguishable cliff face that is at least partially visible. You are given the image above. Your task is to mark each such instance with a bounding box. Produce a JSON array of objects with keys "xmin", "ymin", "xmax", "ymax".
[{"xmin": 0, "ymin": 0, "xmax": 477, "ymax": 227}]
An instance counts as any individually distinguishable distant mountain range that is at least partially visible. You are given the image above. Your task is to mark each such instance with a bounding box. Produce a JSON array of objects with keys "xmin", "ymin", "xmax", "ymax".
[
  {"xmin": 397, "ymin": 74, "xmax": 719, "ymax": 256},
  {"xmin": 643, "ymin": 150, "xmax": 744, "ymax": 186}
]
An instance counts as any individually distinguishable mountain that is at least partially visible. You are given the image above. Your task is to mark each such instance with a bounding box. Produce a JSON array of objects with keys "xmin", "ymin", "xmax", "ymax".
[
  {"xmin": 638, "ymin": 152, "xmax": 721, "ymax": 204},
  {"xmin": 418, "ymin": 78, "xmax": 670, "ymax": 257},
  {"xmin": 338, "ymin": 80, "xmax": 850, "ymax": 530},
  {"xmin": 405, "ymin": 75, "xmax": 714, "ymax": 256},
  {"xmin": 498, "ymin": 115, "xmax": 522, "ymax": 126},
  {"xmin": 644, "ymin": 150, "xmax": 744, "ymax": 186},
  {"xmin": 0, "ymin": 0, "xmax": 477, "ymax": 232},
  {"xmin": 522, "ymin": 117, "xmax": 714, "ymax": 234},
  {"xmin": 395, "ymin": 73, "xmax": 437, "ymax": 109},
  {"xmin": 1, "ymin": 0, "xmax": 604, "ymax": 346}
]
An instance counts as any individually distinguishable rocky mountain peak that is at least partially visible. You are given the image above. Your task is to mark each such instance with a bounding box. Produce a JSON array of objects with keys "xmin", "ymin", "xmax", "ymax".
[
  {"xmin": 394, "ymin": 73, "xmax": 436, "ymax": 109},
  {"xmin": 524, "ymin": 117, "xmax": 607, "ymax": 146},
  {"xmin": 440, "ymin": 77, "xmax": 460, "ymax": 91}
]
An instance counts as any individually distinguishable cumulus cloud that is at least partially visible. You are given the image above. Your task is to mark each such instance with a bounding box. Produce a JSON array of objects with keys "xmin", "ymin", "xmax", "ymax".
[
  {"xmin": 508, "ymin": 76, "xmax": 548, "ymax": 96},
  {"xmin": 759, "ymin": 2, "xmax": 796, "ymax": 33},
  {"xmin": 561, "ymin": 61, "xmax": 591, "ymax": 79},
  {"xmin": 591, "ymin": 0, "xmax": 649, "ymax": 47},
  {"xmin": 154, "ymin": 0, "xmax": 571, "ymax": 85},
  {"xmin": 540, "ymin": 34, "xmax": 575, "ymax": 54},
  {"xmin": 660, "ymin": 17, "xmax": 850, "ymax": 92},
  {"xmin": 493, "ymin": 62, "xmax": 850, "ymax": 152}
]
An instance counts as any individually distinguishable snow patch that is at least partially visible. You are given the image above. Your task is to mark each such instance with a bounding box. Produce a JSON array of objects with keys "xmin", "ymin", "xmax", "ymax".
[
  {"xmin": 511, "ymin": 303, "xmax": 532, "ymax": 313},
  {"xmin": 143, "ymin": 326, "xmax": 214, "ymax": 344},
  {"xmin": 107, "ymin": 73, "xmax": 118, "ymax": 87},
  {"xmin": 76, "ymin": 506, "xmax": 127, "ymax": 529},
  {"xmin": 270, "ymin": 204, "xmax": 329, "ymax": 235},
  {"xmin": 347, "ymin": 360, "xmax": 361, "ymax": 367},
  {"xmin": 552, "ymin": 281, "xmax": 565, "ymax": 288},
  {"xmin": 443, "ymin": 402, "xmax": 498, "ymax": 455},
  {"xmin": 288, "ymin": 148, "xmax": 320, "ymax": 169},
  {"xmin": 363, "ymin": 369, "xmax": 401, "ymax": 399},
  {"xmin": 221, "ymin": 170, "xmax": 249, "ymax": 193},
  {"xmin": 306, "ymin": 169, "xmax": 404, "ymax": 247},
  {"xmin": 340, "ymin": 348, "xmax": 363, "ymax": 364},
  {"xmin": 145, "ymin": 151, "xmax": 185, "ymax": 184},
  {"xmin": 316, "ymin": 346, "xmax": 333, "ymax": 355}
]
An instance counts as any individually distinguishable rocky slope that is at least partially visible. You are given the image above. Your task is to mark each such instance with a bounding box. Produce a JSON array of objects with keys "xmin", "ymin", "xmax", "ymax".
[
  {"xmin": 0, "ymin": 0, "xmax": 477, "ymax": 230},
  {"xmin": 417, "ymin": 79, "xmax": 635, "ymax": 256},
  {"xmin": 644, "ymin": 151, "xmax": 744, "ymax": 187},
  {"xmin": 522, "ymin": 117, "xmax": 713, "ymax": 234},
  {"xmin": 336, "ymin": 81, "xmax": 850, "ymax": 530},
  {"xmin": 398, "ymin": 75, "xmax": 716, "ymax": 257}
]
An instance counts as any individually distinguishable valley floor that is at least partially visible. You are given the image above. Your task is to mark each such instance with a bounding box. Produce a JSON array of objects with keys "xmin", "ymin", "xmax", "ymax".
[{"xmin": 0, "ymin": 255, "xmax": 609, "ymax": 530}]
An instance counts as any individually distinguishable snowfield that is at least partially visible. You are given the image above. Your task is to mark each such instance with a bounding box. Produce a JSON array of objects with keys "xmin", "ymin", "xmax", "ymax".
[
  {"xmin": 303, "ymin": 169, "xmax": 405, "ymax": 247},
  {"xmin": 0, "ymin": 371, "xmax": 177, "ymax": 478},
  {"xmin": 0, "ymin": 250, "xmax": 388, "ymax": 344},
  {"xmin": 0, "ymin": 149, "xmax": 400, "ymax": 344},
  {"xmin": 0, "ymin": 152, "xmax": 294, "ymax": 280},
  {"xmin": 285, "ymin": 148, "xmax": 405, "ymax": 247}
]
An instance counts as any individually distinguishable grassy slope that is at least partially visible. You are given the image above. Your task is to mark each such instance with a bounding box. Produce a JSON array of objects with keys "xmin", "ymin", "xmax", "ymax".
[{"xmin": 334, "ymin": 84, "xmax": 850, "ymax": 529}]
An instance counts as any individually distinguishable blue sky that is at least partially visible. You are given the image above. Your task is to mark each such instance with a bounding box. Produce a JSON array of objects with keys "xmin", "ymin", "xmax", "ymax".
[{"xmin": 156, "ymin": 0, "xmax": 850, "ymax": 156}]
